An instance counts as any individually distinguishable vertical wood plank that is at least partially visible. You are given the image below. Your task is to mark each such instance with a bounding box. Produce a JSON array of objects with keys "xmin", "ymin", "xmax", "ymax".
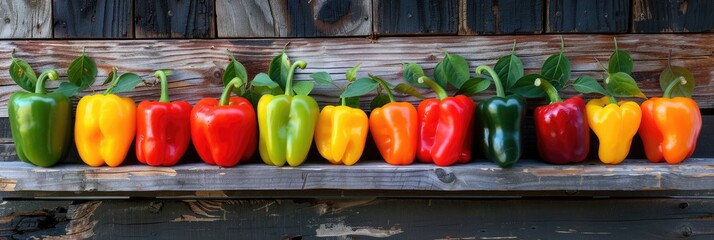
[
  {"xmin": 374, "ymin": 0, "xmax": 457, "ymax": 36},
  {"xmin": 547, "ymin": 0, "xmax": 630, "ymax": 33},
  {"xmin": 0, "ymin": 0, "xmax": 52, "ymax": 38},
  {"xmin": 271, "ymin": 0, "xmax": 372, "ymax": 37},
  {"xmin": 216, "ymin": 0, "xmax": 276, "ymax": 37},
  {"xmin": 632, "ymin": 0, "xmax": 714, "ymax": 33},
  {"xmin": 134, "ymin": 0, "xmax": 216, "ymax": 38},
  {"xmin": 53, "ymin": 0, "xmax": 133, "ymax": 38},
  {"xmin": 460, "ymin": 0, "xmax": 543, "ymax": 35}
]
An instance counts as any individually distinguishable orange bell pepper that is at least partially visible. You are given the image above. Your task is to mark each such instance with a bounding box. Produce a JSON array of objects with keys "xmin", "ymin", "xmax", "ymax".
[{"xmin": 367, "ymin": 76, "xmax": 417, "ymax": 165}]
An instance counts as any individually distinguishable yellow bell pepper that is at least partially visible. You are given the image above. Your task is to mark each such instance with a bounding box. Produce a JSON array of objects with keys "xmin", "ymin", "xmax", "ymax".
[
  {"xmin": 315, "ymin": 105, "xmax": 369, "ymax": 165},
  {"xmin": 75, "ymin": 94, "xmax": 136, "ymax": 167},
  {"xmin": 586, "ymin": 96, "xmax": 641, "ymax": 164}
]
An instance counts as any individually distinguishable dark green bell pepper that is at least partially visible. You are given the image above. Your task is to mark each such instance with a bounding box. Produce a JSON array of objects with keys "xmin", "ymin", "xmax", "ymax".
[
  {"xmin": 8, "ymin": 70, "xmax": 72, "ymax": 167},
  {"xmin": 476, "ymin": 66, "xmax": 525, "ymax": 168}
]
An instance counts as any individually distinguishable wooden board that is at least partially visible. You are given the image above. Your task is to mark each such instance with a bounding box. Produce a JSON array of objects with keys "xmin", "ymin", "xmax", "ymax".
[
  {"xmin": 0, "ymin": 0, "xmax": 52, "ymax": 38},
  {"xmin": 134, "ymin": 0, "xmax": 216, "ymax": 38},
  {"xmin": 460, "ymin": 0, "xmax": 544, "ymax": 35},
  {"xmin": 1, "ymin": 198, "xmax": 712, "ymax": 239},
  {"xmin": 633, "ymin": 0, "xmax": 714, "ymax": 33},
  {"xmin": 547, "ymin": 0, "xmax": 630, "ymax": 33},
  {"xmin": 52, "ymin": 0, "xmax": 133, "ymax": 38},
  {"xmin": 216, "ymin": 0, "xmax": 277, "ymax": 37},
  {"xmin": 373, "ymin": 0, "xmax": 458, "ymax": 35}
]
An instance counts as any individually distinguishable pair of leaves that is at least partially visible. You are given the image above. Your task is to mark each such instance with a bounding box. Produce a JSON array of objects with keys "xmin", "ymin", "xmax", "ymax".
[
  {"xmin": 341, "ymin": 77, "xmax": 425, "ymax": 99},
  {"xmin": 506, "ymin": 40, "xmax": 570, "ymax": 98},
  {"xmin": 223, "ymin": 56, "xmax": 249, "ymax": 95},
  {"xmin": 101, "ymin": 67, "xmax": 143, "ymax": 94},
  {"xmin": 572, "ymin": 73, "xmax": 646, "ymax": 99},
  {"xmin": 433, "ymin": 51, "xmax": 470, "ymax": 89},
  {"xmin": 403, "ymin": 51, "xmax": 487, "ymax": 97},
  {"xmin": 312, "ymin": 65, "xmax": 363, "ymax": 108}
]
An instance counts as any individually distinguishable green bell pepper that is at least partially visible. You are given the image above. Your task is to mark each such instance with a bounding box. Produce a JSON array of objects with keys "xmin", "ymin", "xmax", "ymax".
[
  {"xmin": 476, "ymin": 66, "xmax": 525, "ymax": 168},
  {"xmin": 257, "ymin": 60, "xmax": 320, "ymax": 167},
  {"xmin": 8, "ymin": 70, "xmax": 72, "ymax": 167}
]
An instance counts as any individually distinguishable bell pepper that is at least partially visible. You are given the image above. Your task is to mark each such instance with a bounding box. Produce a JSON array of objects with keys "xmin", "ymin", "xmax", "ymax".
[
  {"xmin": 586, "ymin": 96, "xmax": 641, "ymax": 164},
  {"xmin": 8, "ymin": 70, "xmax": 71, "ymax": 167},
  {"xmin": 191, "ymin": 77, "xmax": 257, "ymax": 167},
  {"xmin": 416, "ymin": 76, "xmax": 475, "ymax": 166},
  {"xmin": 369, "ymin": 76, "xmax": 418, "ymax": 165},
  {"xmin": 258, "ymin": 61, "xmax": 319, "ymax": 167},
  {"xmin": 532, "ymin": 78, "xmax": 590, "ymax": 164},
  {"xmin": 315, "ymin": 104, "xmax": 369, "ymax": 166},
  {"xmin": 639, "ymin": 78, "xmax": 702, "ymax": 164},
  {"xmin": 136, "ymin": 70, "xmax": 192, "ymax": 166},
  {"xmin": 475, "ymin": 66, "xmax": 525, "ymax": 168}
]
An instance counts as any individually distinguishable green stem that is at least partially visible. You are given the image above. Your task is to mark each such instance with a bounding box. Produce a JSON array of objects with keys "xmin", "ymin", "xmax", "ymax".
[
  {"xmin": 663, "ymin": 76, "xmax": 687, "ymax": 98},
  {"xmin": 34, "ymin": 70, "xmax": 59, "ymax": 94},
  {"xmin": 614, "ymin": 37, "xmax": 619, "ymax": 51},
  {"xmin": 475, "ymin": 65, "xmax": 505, "ymax": 97},
  {"xmin": 154, "ymin": 70, "xmax": 170, "ymax": 103},
  {"xmin": 104, "ymin": 67, "xmax": 119, "ymax": 95},
  {"xmin": 418, "ymin": 76, "xmax": 447, "ymax": 100},
  {"xmin": 534, "ymin": 78, "xmax": 562, "ymax": 104},
  {"xmin": 340, "ymin": 97, "xmax": 346, "ymax": 106},
  {"xmin": 220, "ymin": 77, "xmax": 245, "ymax": 106},
  {"xmin": 370, "ymin": 74, "xmax": 396, "ymax": 103},
  {"xmin": 284, "ymin": 60, "xmax": 308, "ymax": 96},
  {"xmin": 608, "ymin": 95, "xmax": 618, "ymax": 104}
]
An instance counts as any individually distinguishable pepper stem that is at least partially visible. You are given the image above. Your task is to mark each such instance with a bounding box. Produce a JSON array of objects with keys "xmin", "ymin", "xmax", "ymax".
[
  {"xmin": 284, "ymin": 60, "xmax": 308, "ymax": 96},
  {"xmin": 369, "ymin": 74, "xmax": 396, "ymax": 102},
  {"xmin": 418, "ymin": 76, "xmax": 447, "ymax": 100},
  {"xmin": 663, "ymin": 76, "xmax": 687, "ymax": 98},
  {"xmin": 220, "ymin": 77, "xmax": 245, "ymax": 106},
  {"xmin": 608, "ymin": 95, "xmax": 618, "ymax": 104},
  {"xmin": 340, "ymin": 97, "xmax": 346, "ymax": 106},
  {"xmin": 104, "ymin": 67, "xmax": 119, "ymax": 95},
  {"xmin": 476, "ymin": 65, "xmax": 505, "ymax": 97},
  {"xmin": 534, "ymin": 78, "xmax": 562, "ymax": 104},
  {"xmin": 35, "ymin": 70, "xmax": 59, "ymax": 94},
  {"xmin": 155, "ymin": 70, "xmax": 171, "ymax": 103}
]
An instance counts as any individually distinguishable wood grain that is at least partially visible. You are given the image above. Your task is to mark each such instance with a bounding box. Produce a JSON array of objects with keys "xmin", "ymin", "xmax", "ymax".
[
  {"xmin": 547, "ymin": 0, "xmax": 630, "ymax": 33},
  {"xmin": 633, "ymin": 0, "xmax": 714, "ymax": 33},
  {"xmin": 271, "ymin": 0, "xmax": 372, "ymax": 37},
  {"xmin": 52, "ymin": 0, "xmax": 133, "ymax": 38},
  {"xmin": 460, "ymin": 0, "xmax": 544, "ymax": 35},
  {"xmin": 134, "ymin": 0, "xmax": 215, "ymax": 38},
  {"xmin": 374, "ymin": 0, "xmax": 457, "ymax": 35},
  {"xmin": 216, "ymin": 0, "xmax": 276, "ymax": 37},
  {"xmin": 0, "ymin": 0, "xmax": 52, "ymax": 38}
]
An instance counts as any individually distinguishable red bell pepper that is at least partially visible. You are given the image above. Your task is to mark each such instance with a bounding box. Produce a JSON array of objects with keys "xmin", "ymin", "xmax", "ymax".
[
  {"xmin": 416, "ymin": 77, "xmax": 475, "ymax": 166},
  {"xmin": 533, "ymin": 78, "xmax": 590, "ymax": 164},
  {"xmin": 136, "ymin": 70, "xmax": 192, "ymax": 166},
  {"xmin": 191, "ymin": 77, "xmax": 257, "ymax": 167}
]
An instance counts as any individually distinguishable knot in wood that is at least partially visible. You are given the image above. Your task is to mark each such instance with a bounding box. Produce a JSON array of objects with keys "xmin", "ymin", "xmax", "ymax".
[
  {"xmin": 4, "ymin": 18, "xmax": 10, "ymax": 24},
  {"xmin": 681, "ymin": 225, "xmax": 693, "ymax": 237},
  {"xmin": 435, "ymin": 168, "xmax": 456, "ymax": 183}
]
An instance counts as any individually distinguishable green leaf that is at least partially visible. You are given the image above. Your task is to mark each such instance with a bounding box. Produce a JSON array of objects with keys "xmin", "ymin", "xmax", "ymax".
[
  {"xmin": 346, "ymin": 64, "xmax": 361, "ymax": 82},
  {"xmin": 292, "ymin": 81, "xmax": 314, "ymax": 95},
  {"xmin": 311, "ymin": 72, "xmax": 333, "ymax": 85},
  {"xmin": 67, "ymin": 52, "xmax": 97, "ymax": 90},
  {"xmin": 341, "ymin": 77, "xmax": 378, "ymax": 98},
  {"xmin": 394, "ymin": 83, "xmax": 426, "ymax": 99},
  {"xmin": 343, "ymin": 96, "xmax": 361, "ymax": 109},
  {"xmin": 54, "ymin": 82, "xmax": 81, "ymax": 98},
  {"xmin": 508, "ymin": 74, "xmax": 547, "ymax": 98},
  {"xmin": 573, "ymin": 75, "xmax": 609, "ymax": 95},
  {"xmin": 659, "ymin": 66, "xmax": 695, "ymax": 98},
  {"xmin": 541, "ymin": 52, "xmax": 571, "ymax": 90},
  {"xmin": 370, "ymin": 93, "xmax": 390, "ymax": 110},
  {"xmin": 494, "ymin": 53, "xmax": 524, "ymax": 89},
  {"xmin": 605, "ymin": 72, "xmax": 646, "ymax": 98},
  {"xmin": 9, "ymin": 57, "xmax": 37, "ymax": 92},
  {"xmin": 110, "ymin": 73, "xmax": 143, "ymax": 93},
  {"xmin": 223, "ymin": 58, "xmax": 248, "ymax": 95},
  {"xmin": 608, "ymin": 48, "xmax": 633, "ymax": 75},
  {"xmin": 268, "ymin": 51, "xmax": 291, "ymax": 90},
  {"xmin": 402, "ymin": 63, "xmax": 427, "ymax": 88},
  {"xmin": 251, "ymin": 73, "xmax": 280, "ymax": 89},
  {"xmin": 102, "ymin": 69, "xmax": 115, "ymax": 85},
  {"xmin": 456, "ymin": 77, "xmax": 490, "ymax": 96},
  {"xmin": 434, "ymin": 52, "xmax": 470, "ymax": 89},
  {"xmin": 242, "ymin": 89, "xmax": 263, "ymax": 107}
]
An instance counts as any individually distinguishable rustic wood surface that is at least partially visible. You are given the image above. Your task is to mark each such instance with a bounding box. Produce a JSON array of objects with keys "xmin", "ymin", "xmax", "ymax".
[
  {"xmin": 374, "ymin": 0, "xmax": 457, "ymax": 35},
  {"xmin": 633, "ymin": 0, "xmax": 714, "ymax": 33},
  {"xmin": 547, "ymin": 0, "xmax": 630, "ymax": 33},
  {"xmin": 460, "ymin": 0, "xmax": 544, "ymax": 35},
  {"xmin": 216, "ymin": 0, "xmax": 277, "ymax": 37},
  {"xmin": 134, "ymin": 0, "xmax": 215, "ymax": 38},
  {"xmin": 52, "ymin": 0, "xmax": 133, "ymax": 38},
  {"xmin": 271, "ymin": 0, "xmax": 372, "ymax": 37},
  {"xmin": 0, "ymin": 0, "xmax": 52, "ymax": 38},
  {"xmin": 0, "ymin": 199, "xmax": 712, "ymax": 239}
]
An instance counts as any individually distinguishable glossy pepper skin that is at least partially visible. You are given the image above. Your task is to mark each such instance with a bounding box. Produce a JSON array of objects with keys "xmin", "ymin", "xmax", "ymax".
[
  {"xmin": 136, "ymin": 71, "xmax": 192, "ymax": 166},
  {"xmin": 639, "ymin": 96, "xmax": 701, "ymax": 164},
  {"xmin": 534, "ymin": 96, "xmax": 590, "ymax": 164},
  {"xmin": 75, "ymin": 94, "xmax": 137, "ymax": 167},
  {"xmin": 315, "ymin": 105, "xmax": 369, "ymax": 165},
  {"xmin": 478, "ymin": 95, "xmax": 525, "ymax": 168},
  {"xmin": 258, "ymin": 61, "xmax": 319, "ymax": 167},
  {"xmin": 370, "ymin": 102, "xmax": 418, "ymax": 165},
  {"xmin": 191, "ymin": 88, "xmax": 256, "ymax": 167},
  {"xmin": 8, "ymin": 70, "xmax": 71, "ymax": 167},
  {"xmin": 416, "ymin": 77, "xmax": 475, "ymax": 166},
  {"xmin": 586, "ymin": 96, "xmax": 642, "ymax": 164}
]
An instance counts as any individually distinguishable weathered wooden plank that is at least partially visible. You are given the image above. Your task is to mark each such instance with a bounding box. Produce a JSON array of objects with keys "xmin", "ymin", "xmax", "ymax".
[
  {"xmin": 0, "ymin": 35, "xmax": 713, "ymax": 117},
  {"xmin": 267, "ymin": 0, "xmax": 372, "ymax": 37},
  {"xmin": 134, "ymin": 0, "xmax": 215, "ymax": 38},
  {"xmin": 52, "ymin": 0, "xmax": 133, "ymax": 38},
  {"xmin": 216, "ymin": 0, "xmax": 276, "ymax": 37},
  {"xmin": 633, "ymin": 0, "xmax": 714, "ymax": 33},
  {"xmin": 374, "ymin": 0, "xmax": 457, "ymax": 35},
  {"xmin": 0, "ymin": 0, "xmax": 52, "ymax": 38},
  {"xmin": 1, "ymin": 199, "xmax": 712, "ymax": 239},
  {"xmin": 460, "ymin": 0, "xmax": 544, "ymax": 35},
  {"xmin": 547, "ymin": 0, "xmax": 630, "ymax": 33}
]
